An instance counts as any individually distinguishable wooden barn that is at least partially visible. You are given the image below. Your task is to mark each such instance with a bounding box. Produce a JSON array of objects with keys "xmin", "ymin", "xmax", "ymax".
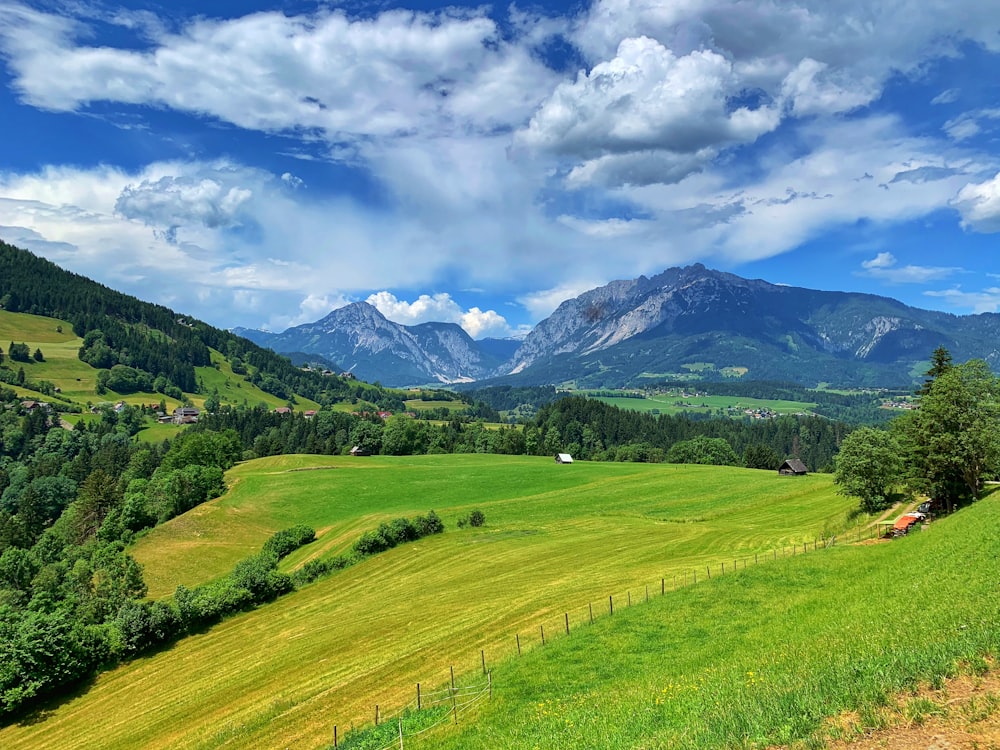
[
  {"xmin": 554, "ymin": 453, "xmax": 574, "ymax": 464},
  {"xmin": 778, "ymin": 458, "xmax": 808, "ymax": 476}
]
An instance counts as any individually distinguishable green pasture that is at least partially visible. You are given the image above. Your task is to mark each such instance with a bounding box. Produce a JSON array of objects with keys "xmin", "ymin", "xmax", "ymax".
[
  {"xmin": 133, "ymin": 455, "xmax": 848, "ymax": 599},
  {"xmin": 195, "ymin": 352, "xmax": 321, "ymax": 413},
  {"xmin": 426, "ymin": 491, "xmax": 1000, "ymax": 750},
  {"xmin": 585, "ymin": 392, "xmax": 818, "ymax": 416},
  {"xmin": 0, "ymin": 310, "xmax": 98, "ymax": 401},
  {"xmin": 1, "ymin": 456, "xmax": 994, "ymax": 750},
  {"xmin": 0, "ymin": 456, "xmax": 848, "ymax": 749},
  {"xmin": 404, "ymin": 398, "xmax": 468, "ymax": 413}
]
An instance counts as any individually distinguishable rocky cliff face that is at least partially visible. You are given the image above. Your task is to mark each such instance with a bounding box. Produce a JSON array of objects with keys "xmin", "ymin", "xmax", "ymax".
[{"xmin": 496, "ymin": 265, "xmax": 1000, "ymax": 387}]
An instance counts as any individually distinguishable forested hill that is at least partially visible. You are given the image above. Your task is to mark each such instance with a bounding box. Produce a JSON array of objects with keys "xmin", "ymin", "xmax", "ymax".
[{"xmin": 0, "ymin": 241, "xmax": 336, "ymax": 401}]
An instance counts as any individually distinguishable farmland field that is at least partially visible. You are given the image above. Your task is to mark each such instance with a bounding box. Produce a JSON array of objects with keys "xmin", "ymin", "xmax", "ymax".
[
  {"xmin": 582, "ymin": 391, "xmax": 818, "ymax": 416},
  {"xmin": 3, "ymin": 455, "xmax": 856, "ymax": 750}
]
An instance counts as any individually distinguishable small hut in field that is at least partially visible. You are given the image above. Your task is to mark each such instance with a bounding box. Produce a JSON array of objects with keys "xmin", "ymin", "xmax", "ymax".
[
  {"xmin": 778, "ymin": 458, "xmax": 808, "ymax": 476},
  {"xmin": 554, "ymin": 453, "xmax": 574, "ymax": 464}
]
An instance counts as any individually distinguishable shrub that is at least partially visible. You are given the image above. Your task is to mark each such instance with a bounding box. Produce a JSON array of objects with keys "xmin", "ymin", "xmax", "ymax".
[
  {"xmin": 262, "ymin": 525, "xmax": 316, "ymax": 560},
  {"xmin": 457, "ymin": 509, "xmax": 486, "ymax": 528}
]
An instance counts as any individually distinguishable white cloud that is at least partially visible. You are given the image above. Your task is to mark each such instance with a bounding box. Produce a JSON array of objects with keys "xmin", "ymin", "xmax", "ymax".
[
  {"xmin": 518, "ymin": 282, "xmax": 603, "ymax": 320},
  {"xmin": 944, "ymin": 108, "xmax": 1000, "ymax": 142},
  {"xmin": 557, "ymin": 215, "xmax": 648, "ymax": 237},
  {"xmin": 862, "ymin": 252, "xmax": 896, "ymax": 270},
  {"xmin": 515, "ymin": 37, "xmax": 780, "ymax": 187},
  {"xmin": 366, "ymin": 291, "xmax": 512, "ymax": 338},
  {"xmin": 931, "ymin": 88, "xmax": 960, "ymax": 105},
  {"xmin": 924, "ymin": 287, "xmax": 1000, "ymax": 313},
  {"xmin": 859, "ymin": 252, "xmax": 960, "ymax": 283},
  {"xmin": 573, "ymin": 0, "xmax": 1000, "ymax": 101},
  {"xmin": 115, "ymin": 176, "xmax": 253, "ymax": 235},
  {"xmin": 780, "ymin": 58, "xmax": 879, "ymax": 116},
  {"xmin": 953, "ymin": 172, "xmax": 1000, "ymax": 232},
  {"xmin": 0, "ymin": 3, "xmax": 556, "ymax": 141}
]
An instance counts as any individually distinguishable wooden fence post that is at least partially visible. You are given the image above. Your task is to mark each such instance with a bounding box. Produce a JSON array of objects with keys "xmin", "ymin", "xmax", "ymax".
[
  {"xmin": 398, "ymin": 718, "xmax": 404, "ymax": 750},
  {"xmin": 481, "ymin": 649, "xmax": 486, "ymax": 675},
  {"xmin": 589, "ymin": 603, "xmax": 594, "ymax": 624},
  {"xmin": 417, "ymin": 684, "xmax": 421, "ymax": 710},
  {"xmin": 516, "ymin": 633, "xmax": 521, "ymax": 656},
  {"xmin": 540, "ymin": 624, "xmax": 545, "ymax": 646},
  {"xmin": 661, "ymin": 577, "xmax": 665, "ymax": 595},
  {"xmin": 645, "ymin": 585, "xmax": 649, "ymax": 603},
  {"xmin": 375, "ymin": 705, "xmax": 380, "ymax": 726},
  {"xmin": 707, "ymin": 566, "xmax": 711, "ymax": 579},
  {"xmin": 450, "ymin": 665, "xmax": 455, "ymax": 691},
  {"xmin": 609, "ymin": 594, "xmax": 614, "ymax": 615},
  {"xmin": 334, "ymin": 726, "xmax": 338, "ymax": 748},
  {"xmin": 627, "ymin": 591, "xmax": 631, "ymax": 607},
  {"xmin": 488, "ymin": 669, "xmax": 493, "ymax": 699},
  {"xmin": 565, "ymin": 612, "xmax": 570, "ymax": 635}
]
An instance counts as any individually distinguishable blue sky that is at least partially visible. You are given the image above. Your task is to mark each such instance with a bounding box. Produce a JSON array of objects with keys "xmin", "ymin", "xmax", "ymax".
[{"xmin": 1, "ymin": 1, "xmax": 999, "ymax": 338}]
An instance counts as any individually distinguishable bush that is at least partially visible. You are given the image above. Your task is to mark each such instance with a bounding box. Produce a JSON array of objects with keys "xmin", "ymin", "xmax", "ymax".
[
  {"xmin": 457, "ymin": 509, "xmax": 486, "ymax": 528},
  {"xmin": 262, "ymin": 525, "xmax": 316, "ymax": 560},
  {"xmin": 413, "ymin": 510, "xmax": 444, "ymax": 537}
]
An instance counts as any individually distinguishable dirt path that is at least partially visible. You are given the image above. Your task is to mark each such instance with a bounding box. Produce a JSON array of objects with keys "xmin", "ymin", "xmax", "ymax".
[{"xmin": 817, "ymin": 669, "xmax": 1000, "ymax": 750}]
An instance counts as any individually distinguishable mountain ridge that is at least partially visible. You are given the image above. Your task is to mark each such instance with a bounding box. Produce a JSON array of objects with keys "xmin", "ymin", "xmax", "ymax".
[{"xmin": 244, "ymin": 264, "xmax": 1000, "ymax": 388}]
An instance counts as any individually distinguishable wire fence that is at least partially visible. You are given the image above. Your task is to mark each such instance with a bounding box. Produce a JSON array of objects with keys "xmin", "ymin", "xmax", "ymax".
[
  {"xmin": 329, "ymin": 523, "xmax": 897, "ymax": 748},
  {"xmin": 332, "ymin": 670, "xmax": 492, "ymax": 749}
]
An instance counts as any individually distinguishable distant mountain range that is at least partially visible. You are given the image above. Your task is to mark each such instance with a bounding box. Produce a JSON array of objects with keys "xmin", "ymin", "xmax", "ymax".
[
  {"xmin": 239, "ymin": 264, "xmax": 1000, "ymax": 388},
  {"xmin": 234, "ymin": 303, "xmax": 520, "ymax": 386}
]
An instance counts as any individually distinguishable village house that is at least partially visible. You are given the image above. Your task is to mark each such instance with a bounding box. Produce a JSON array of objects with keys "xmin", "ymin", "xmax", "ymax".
[{"xmin": 172, "ymin": 406, "xmax": 200, "ymax": 424}]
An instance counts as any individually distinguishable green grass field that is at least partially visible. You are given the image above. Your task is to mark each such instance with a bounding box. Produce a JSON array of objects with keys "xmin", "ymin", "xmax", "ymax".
[
  {"xmin": 584, "ymin": 392, "xmax": 818, "ymax": 416},
  {"xmin": 426, "ymin": 490, "xmax": 1000, "ymax": 750},
  {"xmin": 132, "ymin": 455, "xmax": 850, "ymax": 599},
  {"xmin": 1, "ymin": 457, "xmax": 995, "ymax": 749},
  {"xmin": 0, "ymin": 455, "xmax": 855, "ymax": 750}
]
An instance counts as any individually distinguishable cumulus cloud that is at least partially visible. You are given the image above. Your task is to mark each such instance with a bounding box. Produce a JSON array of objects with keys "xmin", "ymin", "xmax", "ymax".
[
  {"xmin": 516, "ymin": 37, "xmax": 780, "ymax": 187},
  {"xmin": 115, "ymin": 176, "xmax": 253, "ymax": 235},
  {"xmin": 953, "ymin": 172, "xmax": 1000, "ymax": 232},
  {"xmin": 366, "ymin": 291, "xmax": 512, "ymax": 338}
]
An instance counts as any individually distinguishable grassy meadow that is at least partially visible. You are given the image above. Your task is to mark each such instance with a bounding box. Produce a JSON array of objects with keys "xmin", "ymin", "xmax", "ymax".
[
  {"xmin": 426, "ymin": 489, "xmax": 1000, "ymax": 750},
  {"xmin": 1, "ymin": 455, "xmax": 862, "ymax": 750},
  {"xmin": 583, "ymin": 391, "xmax": 818, "ymax": 417}
]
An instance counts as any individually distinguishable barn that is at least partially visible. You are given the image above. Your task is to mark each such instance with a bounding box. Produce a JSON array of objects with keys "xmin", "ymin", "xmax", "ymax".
[
  {"xmin": 778, "ymin": 458, "xmax": 808, "ymax": 476},
  {"xmin": 554, "ymin": 453, "xmax": 574, "ymax": 464}
]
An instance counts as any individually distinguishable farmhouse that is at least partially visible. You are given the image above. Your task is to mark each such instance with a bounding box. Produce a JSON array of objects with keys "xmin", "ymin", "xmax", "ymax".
[
  {"xmin": 555, "ymin": 453, "xmax": 574, "ymax": 464},
  {"xmin": 273, "ymin": 407, "xmax": 292, "ymax": 415},
  {"xmin": 172, "ymin": 406, "xmax": 200, "ymax": 424},
  {"xmin": 778, "ymin": 458, "xmax": 808, "ymax": 475}
]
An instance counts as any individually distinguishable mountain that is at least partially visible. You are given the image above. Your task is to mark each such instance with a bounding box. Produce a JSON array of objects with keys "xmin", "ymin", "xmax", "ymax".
[
  {"xmin": 236, "ymin": 302, "xmax": 512, "ymax": 386},
  {"xmin": 498, "ymin": 264, "xmax": 1000, "ymax": 387},
  {"xmin": 240, "ymin": 263, "xmax": 1000, "ymax": 389}
]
